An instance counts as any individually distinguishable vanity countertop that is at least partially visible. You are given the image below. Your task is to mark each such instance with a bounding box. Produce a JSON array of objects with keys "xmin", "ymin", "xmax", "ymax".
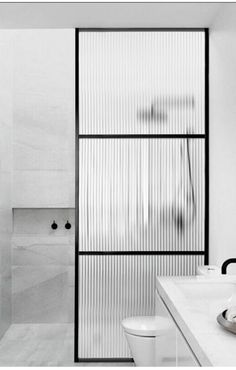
[{"xmin": 156, "ymin": 275, "xmax": 236, "ymax": 367}]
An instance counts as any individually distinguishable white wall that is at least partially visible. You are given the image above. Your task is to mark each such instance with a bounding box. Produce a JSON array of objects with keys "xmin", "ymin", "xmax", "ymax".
[
  {"xmin": 12, "ymin": 29, "xmax": 75, "ymax": 208},
  {"xmin": 0, "ymin": 31, "xmax": 13, "ymax": 337},
  {"xmin": 0, "ymin": 3, "xmax": 222, "ymax": 29},
  {"xmin": 210, "ymin": 4, "xmax": 236, "ymax": 269}
]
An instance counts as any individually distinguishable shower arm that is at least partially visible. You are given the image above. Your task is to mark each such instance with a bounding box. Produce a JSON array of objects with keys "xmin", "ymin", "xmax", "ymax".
[{"xmin": 186, "ymin": 134, "xmax": 196, "ymax": 209}]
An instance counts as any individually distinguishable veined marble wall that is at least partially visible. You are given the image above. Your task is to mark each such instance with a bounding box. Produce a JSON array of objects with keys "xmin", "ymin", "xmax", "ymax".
[
  {"xmin": 0, "ymin": 32, "xmax": 13, "ymax": 338},
  {"xmin": 12, "ymin": 29, "xmax": 75, "ymax": 208},
  {"xmin": 12, "ymin": 209, "xmax": 74, "ymax": 323}
]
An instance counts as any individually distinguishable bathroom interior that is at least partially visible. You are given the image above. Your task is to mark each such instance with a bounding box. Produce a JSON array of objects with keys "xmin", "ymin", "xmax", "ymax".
[{"xmin": 1, "ymin": 1, "xmax": 236, "ymax": 367}]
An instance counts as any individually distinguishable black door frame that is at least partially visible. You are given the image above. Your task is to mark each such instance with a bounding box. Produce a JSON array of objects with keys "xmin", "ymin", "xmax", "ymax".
[{"xmin": 74, "ymin": 27, "xmax": 209, "ymax": 363}]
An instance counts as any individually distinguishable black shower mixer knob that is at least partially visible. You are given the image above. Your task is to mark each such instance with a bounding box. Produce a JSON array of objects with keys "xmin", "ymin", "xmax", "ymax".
[
  {"xmin": 65, "ymin": 221, "xmax": 71, "ymax": 230},
  {"xmin": 51, "ymin": 220, "xmax": 58, "ymax": 230}
]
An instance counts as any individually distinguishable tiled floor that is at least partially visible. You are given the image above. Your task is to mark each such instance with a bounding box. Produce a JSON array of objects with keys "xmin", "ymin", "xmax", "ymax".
[{"xmin": 0, "ymin": 324, "xmax": 134, "ymax": 367}]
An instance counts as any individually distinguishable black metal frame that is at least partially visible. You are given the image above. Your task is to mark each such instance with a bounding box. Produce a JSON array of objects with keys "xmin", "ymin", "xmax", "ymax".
[
  {"xmin": 74, "ymin": 28, "xmax": 79, "ymax": 363},
  {"xmin": 204, "ymin": 29, "xmax": 209, "ymax": 266},
  {"xmin": 74, "ymin": 27, "xmax": 209, "ymax": 363},
  {"xmin": 79, "ymin": 134, "xmax": 205, "ymax": 139}
]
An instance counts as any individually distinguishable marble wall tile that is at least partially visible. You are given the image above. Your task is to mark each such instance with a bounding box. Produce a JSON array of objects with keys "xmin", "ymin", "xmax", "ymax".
[
  {"xmin": 13, "ymin": 170, "xmax": 75, "ymax": 208},
  {"xmin": 0, "ymin": 32, "xmax": 13, "ymax": 339},
  {"xmin": 12, "ymin": 242, "xmax": 71, "ymax": 266},
  {"xmin": 68, "ymin": 287, "xmax": 75, "ymax": 323},
  {"xmin": 13, "ymin": 269, "xmax": 68, "ymax": 323},
  {"xmin": 12, "ymin": 208, "xmax": 75, "ymax": 324},
  {"xmin": 14, "ymin": 142, "xmax": 73, "ymax": 171},
  {"xmin": 12, "ymin": 30, "xmax": 75, "ymax": 208}
]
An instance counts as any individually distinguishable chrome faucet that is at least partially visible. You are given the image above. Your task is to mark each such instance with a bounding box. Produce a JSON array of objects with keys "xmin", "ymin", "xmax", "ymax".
[{"xmin": 221, "ymin": 258, "xmax": 236, "ymax": 274}]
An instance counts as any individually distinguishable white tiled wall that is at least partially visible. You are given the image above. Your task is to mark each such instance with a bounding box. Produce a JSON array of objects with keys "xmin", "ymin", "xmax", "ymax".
[{"xmin": 12, "ymin": 208, "xmax": 74, "ymax": 323}]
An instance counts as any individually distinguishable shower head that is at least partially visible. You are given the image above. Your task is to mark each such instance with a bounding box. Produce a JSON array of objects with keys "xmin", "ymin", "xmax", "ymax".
[
  {"xmin": 137, "ymin": 106, "xmax": 167, "ymax": 123},
  {"xmin": 137, "ymin": 95, "xmax": 195, "ymax": 124}
]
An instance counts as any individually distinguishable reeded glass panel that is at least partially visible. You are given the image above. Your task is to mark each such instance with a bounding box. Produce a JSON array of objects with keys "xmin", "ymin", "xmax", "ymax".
[
  {"xmin": 77, "ymin": 30, "xmax": 206, "ymax": 361},
  {"xmin": 78, "ymin": 254, "xmax": 204, "ymax": 359},
  {"xmin": 79, "ymin": 31, "xmax": 205, "ymax": 135},
  {"xmin": 79, "ymin": 139, "xmax": 205, "ymax": 252}
]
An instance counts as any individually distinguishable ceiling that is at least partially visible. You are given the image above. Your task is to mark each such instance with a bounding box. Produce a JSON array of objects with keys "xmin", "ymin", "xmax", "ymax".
[{"xmin": 0, "ymin": 2, "xmax": 224, "ymax": 29}]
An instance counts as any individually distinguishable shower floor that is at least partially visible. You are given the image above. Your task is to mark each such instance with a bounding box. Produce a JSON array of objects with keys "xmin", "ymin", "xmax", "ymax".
[{"xmin": 0, "ymin": 324, "xmax": 134, "ymax": 366}]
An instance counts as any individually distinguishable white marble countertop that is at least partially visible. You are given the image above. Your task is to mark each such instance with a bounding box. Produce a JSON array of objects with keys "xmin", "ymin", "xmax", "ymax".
[{"xmin": 156, "ymin": 275, "xmax": 236, "ymax": 367}]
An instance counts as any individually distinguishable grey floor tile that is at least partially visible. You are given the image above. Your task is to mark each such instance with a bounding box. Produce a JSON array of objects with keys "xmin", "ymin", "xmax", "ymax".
[{"xmin": 0, "ymin": 324, "xmax": 134, "ymax": 367}]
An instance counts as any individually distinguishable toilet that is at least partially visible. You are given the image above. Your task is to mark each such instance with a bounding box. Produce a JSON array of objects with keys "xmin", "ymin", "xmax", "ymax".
[{"xmin": 122, "ymin": 316, "xmax": 173, "ymax": 366}]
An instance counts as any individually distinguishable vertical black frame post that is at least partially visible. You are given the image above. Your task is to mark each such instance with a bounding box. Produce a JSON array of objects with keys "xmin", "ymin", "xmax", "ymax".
[
  {"xmin": 74, "ymin": 28, "xmax": 209, "ymax": 363},
  {"xmin": 204, "ymin": 28, "xmax": 209, "ymax": 265},
  {"xmin": 74, "ymin": 28, "xmax": 79, "ymax": 363}
]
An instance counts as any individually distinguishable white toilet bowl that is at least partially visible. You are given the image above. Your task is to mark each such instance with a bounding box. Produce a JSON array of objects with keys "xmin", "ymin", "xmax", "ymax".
[{"xmin": 122, "ymin": 316, "xmax": 172, "ymax": 366}]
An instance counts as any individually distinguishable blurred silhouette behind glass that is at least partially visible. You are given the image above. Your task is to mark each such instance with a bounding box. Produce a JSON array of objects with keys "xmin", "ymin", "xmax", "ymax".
[
  {"xmin": 137, "ymin": 95, "xmax": 195, "ymax": 125},
  {"xmin": 138, "ymin": 93, "xmax": 197, "ymax": 233},
  {"xmin": 172, "ymin": 134, "xmax": 196, "ymax": 233}
]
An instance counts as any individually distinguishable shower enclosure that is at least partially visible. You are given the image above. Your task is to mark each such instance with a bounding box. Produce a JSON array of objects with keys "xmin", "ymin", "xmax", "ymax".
[{"xmin": 75, "ymin": 29, "xmax": 208, "ymax": 361}]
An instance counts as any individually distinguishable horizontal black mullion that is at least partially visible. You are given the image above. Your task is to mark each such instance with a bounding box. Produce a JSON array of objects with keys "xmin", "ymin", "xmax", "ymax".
[
  {"xmin": 78, "ymin": 251, "xmax": 205, "ymax": 256},
  {"xmin": 78, "ymin": 134, "xmax": 206, "ymax": 139},
  {"xmin": 78, "ymin": 358, "xmax": 134, "ymax": 363}
]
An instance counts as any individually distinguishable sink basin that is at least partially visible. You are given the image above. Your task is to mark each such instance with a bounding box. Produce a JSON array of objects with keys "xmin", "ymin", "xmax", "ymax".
[
  {"xmin": 177, "ymin": 281, "xmax": 236, "ymax": 301},
  {"xmin": 175, "ymin": 280, "xmax": 236, "ymax": 315}
]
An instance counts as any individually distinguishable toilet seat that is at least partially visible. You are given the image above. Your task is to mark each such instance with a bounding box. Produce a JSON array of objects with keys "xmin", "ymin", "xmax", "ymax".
[{"xmin": 122, "ymin": 315, "xmax": 172, "ymax": 337}]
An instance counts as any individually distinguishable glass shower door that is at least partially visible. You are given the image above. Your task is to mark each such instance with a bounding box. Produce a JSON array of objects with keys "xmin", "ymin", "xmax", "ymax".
[{"xmin": 76, "ymin": 30, "xmax": 207, "ymax": 360}]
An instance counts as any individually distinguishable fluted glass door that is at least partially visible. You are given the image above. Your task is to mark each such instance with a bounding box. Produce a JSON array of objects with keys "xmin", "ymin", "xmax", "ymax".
[{"xmin": 76, "ymin": 29, "xmax": 207, "ymax": 361}]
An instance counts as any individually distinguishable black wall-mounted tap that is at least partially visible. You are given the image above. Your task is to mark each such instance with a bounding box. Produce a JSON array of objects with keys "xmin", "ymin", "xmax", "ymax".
[
  {"xmin": 221, "ymin": 258, "xmax": 236, "ymax": 274},
  {"xmin": 65, "ymin": 221, "xmax": 71, "ymax": 230},
  {"xmin": 51, "ymin": 220, "xmax": 58, "ymax": 230}
]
